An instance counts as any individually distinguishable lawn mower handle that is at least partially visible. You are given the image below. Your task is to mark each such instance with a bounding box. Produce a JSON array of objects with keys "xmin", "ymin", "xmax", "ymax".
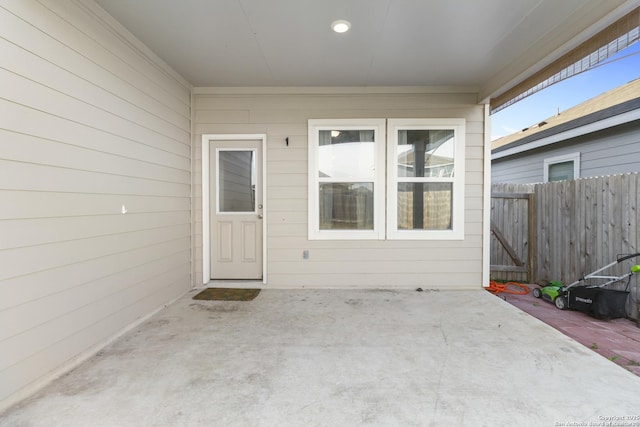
[
  {"xmin": 566, "ymin": 253, "xmax": 640, "ymax": 289},
  {"xmin": 616, "ymin": 253, "xmax": 640, "ymax": 263}
]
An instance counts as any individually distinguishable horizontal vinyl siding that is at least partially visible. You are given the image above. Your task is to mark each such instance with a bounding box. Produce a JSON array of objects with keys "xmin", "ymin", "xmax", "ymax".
[
  {"xmin": 491, "ymin": 156, "xmax": 544, "ymax": 184},
  {"xmin": 194, "ymin": 91, "xmax": 484, "ymax": 288},
  {"xmin": 491, "ymin": 121, "xmax": 640, "ymax": 184},
  {"xmin": 0, "ymin": 0, "xmax": 191, "ymax": 410},
  {"xmin": 578, "ymin": 121, "xmax": 640, "ymax": 176}
]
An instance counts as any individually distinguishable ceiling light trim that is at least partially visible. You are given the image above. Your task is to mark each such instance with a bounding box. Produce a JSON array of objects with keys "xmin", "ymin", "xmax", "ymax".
[{"xmin": 331, "ymin": 19, "xmax": 351, "ymax": 33}]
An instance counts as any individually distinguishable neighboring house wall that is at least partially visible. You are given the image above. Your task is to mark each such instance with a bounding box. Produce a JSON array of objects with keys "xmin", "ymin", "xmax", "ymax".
[
  {"xmin": 0, "ymin": 0, "xmax": 192, "ymax": 410},
  {"xmin": 193, "ymin": 90, "xmax": 485, "ymax": 288},
  {"xmin": 492, "ymin": 120, "xmax": 640, "ymax": 184}
]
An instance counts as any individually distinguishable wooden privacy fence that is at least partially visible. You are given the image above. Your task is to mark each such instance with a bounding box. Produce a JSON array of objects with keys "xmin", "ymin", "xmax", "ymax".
[
  {"xmin": 491, "ymin": 173, "xmax": 640, "ymax": 320},
  {"xmin": 534, "ymin": 173, "xmax": 639, "ymax": 284}
]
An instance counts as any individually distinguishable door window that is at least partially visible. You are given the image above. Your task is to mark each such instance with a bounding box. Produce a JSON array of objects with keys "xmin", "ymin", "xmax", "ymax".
[{"xmin": 218, "ymin": 150, "xmax": 257, "ymax": 213}]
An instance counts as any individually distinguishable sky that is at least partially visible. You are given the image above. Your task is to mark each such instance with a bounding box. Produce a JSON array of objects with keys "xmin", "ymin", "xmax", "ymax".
[{"xmin": 491, "ymin": 41, "xmax": 640, "ymax": 141}]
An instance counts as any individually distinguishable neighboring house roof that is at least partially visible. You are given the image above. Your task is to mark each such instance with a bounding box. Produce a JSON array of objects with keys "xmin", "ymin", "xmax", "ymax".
[{"xmin": 491, "ymin": 78, "xmax": 640, "ymax": 159}]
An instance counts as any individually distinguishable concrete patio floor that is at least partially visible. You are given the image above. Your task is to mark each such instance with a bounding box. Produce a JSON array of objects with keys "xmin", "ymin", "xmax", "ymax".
[{"xmin": 2, "ymin": 289, "xmax": 640, "ymax": 427}]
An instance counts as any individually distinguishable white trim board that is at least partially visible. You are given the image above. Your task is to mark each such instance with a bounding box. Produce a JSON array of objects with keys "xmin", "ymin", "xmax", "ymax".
[
  {"xmin": 201, "ymin": 134, "xmax": 268, "ymax": 286},
  {"xmin": 193, "ymin": 86, "xmax": 479, "ymax": 95},
  {"xmin": 482, "ymin": 104, "xmax": 492, "ymax": 287}
]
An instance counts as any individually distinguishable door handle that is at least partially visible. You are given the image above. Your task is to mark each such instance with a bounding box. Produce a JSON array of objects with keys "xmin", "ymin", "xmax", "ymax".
[{"xmin": 258, "ymin": 214, "xmax": 263, "ymax": 219}]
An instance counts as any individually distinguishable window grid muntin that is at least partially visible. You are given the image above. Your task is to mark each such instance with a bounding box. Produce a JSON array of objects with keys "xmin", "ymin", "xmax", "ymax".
[
  {"xmin": 308, "ymin": 119, "xmax": 386, "ymax": 240},
  {"xmin": 387, "ymin": 119, "xmax": 465, "ymax": 240}
]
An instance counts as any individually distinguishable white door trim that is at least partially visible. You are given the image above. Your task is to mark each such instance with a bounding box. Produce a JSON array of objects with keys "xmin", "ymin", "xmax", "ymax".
[{"xmin": 202, "ymin": 134, "xmax": 267, "ymax": 285}]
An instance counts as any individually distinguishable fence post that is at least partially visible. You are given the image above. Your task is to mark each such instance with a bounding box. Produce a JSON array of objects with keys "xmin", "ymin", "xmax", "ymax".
[{"xmin": 528, "ymin": 192, "xmax": 535, "ymax": 284}]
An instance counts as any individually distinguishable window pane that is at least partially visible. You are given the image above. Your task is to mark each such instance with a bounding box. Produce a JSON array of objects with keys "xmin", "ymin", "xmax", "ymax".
[
  {"xmin": 397, "ymin": 130, "xmax": 454, "ymax": 177},
  {"xmin": 548, "ymin": 161, "xmax": 574, "ymax": 181},
  {"xmin": 319, "ymin": 183, "xmax": 374, "ymax": 230},
  {"xmin": 318, "ymin": 130, "xmax": 375, "ymax": 179},
  {"xmin": 397, "ymin": 182, "xmax": 452, "ymax": 230},
  {"xmin": 219, "ymin": 151, "xmax": 256, "ymax": 212}
]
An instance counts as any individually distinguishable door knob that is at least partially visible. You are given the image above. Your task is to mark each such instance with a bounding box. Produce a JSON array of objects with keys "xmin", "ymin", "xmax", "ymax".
[{"xmin": 258, "ymin": 214, "xmax": 263, "ymax": 219}]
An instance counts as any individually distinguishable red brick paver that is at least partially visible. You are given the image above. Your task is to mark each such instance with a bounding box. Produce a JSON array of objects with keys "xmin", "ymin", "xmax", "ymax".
[{"xmin": 493, "ymin": 284, "xmax": 640, "ymax": 376}]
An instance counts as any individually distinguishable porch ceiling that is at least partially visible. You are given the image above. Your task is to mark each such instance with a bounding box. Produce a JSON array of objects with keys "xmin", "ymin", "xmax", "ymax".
[{"xmin": 95, "ymin": 0, "xmax": 635, "ymax": 99}]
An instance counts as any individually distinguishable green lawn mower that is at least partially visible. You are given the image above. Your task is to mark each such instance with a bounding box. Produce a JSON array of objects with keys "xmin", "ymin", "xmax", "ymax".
[
  {"xmin": 532, "ymin": 280, "xmax": 565, "ymax": 306},
  {"xmin": 533, "ymin": 253, "xmax": 640, "ymax": 319}
]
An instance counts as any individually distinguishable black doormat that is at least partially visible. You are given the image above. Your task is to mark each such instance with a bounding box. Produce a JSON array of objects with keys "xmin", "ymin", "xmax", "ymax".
[{"xmin": 192, "ymin": 288, "xmax": 261, "ymax": 301}]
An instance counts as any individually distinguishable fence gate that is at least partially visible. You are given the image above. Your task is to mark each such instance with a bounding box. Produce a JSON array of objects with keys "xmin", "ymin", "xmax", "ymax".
[{"xmin": 490, "ymin": 187, "xmax": 535, "ymax": 282}]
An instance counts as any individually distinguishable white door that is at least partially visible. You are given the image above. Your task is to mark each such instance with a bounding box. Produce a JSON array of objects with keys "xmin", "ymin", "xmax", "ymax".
[{"xmin": 209, "ymin": 140, "xmax": 263, "ymax": 279}]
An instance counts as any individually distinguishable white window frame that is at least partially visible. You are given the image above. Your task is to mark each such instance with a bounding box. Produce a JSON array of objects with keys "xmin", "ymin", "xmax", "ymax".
[
  {"xmin": 543, "ymin": 152, "xmax": 580, "ymax": 182},
  {"xmin": 308, "ymin": 119, "xmax": 386, "ymax": 240},
  {"xmin": 386, "ymin": 118, "xmax": 465, "ymax": 240}
]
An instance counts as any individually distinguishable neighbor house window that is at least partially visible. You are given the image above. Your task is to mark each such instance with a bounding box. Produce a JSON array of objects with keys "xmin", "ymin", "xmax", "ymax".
[
  {"xmin": 308, "ymin": 119, "xmax": 386, "ymax": 239},
  {"xmin": 387, "ymin": 119, "xmax": 465, "ymax": 240},
  {"xmin": 543, "ymin": 152, "xmax": 580, "ymax": 182}
]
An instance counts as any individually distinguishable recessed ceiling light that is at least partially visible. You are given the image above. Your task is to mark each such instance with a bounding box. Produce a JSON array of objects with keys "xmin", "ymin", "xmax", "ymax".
[{"xmin": 331, "ymin": 20, "xmax": 351, "ymax": 33}]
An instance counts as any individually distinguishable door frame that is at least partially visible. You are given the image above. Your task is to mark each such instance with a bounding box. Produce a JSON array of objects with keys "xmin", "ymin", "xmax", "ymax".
[{"xmin": 202, "ymin": 134, "xmax": 267, "ymax": 285}]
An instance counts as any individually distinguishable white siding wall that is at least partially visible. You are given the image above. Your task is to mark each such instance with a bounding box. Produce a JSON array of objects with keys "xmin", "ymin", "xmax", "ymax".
[
  {"xmin": 194, "ymin": 90, "xmax": 485, "ymax": 288},
  {"xmin": 0, "ymin": 0, "xmax": 191, "ymax": 410},
  {"xmin": 492, "ymin": 121, "xmax": 640, "ymax": 184}
]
